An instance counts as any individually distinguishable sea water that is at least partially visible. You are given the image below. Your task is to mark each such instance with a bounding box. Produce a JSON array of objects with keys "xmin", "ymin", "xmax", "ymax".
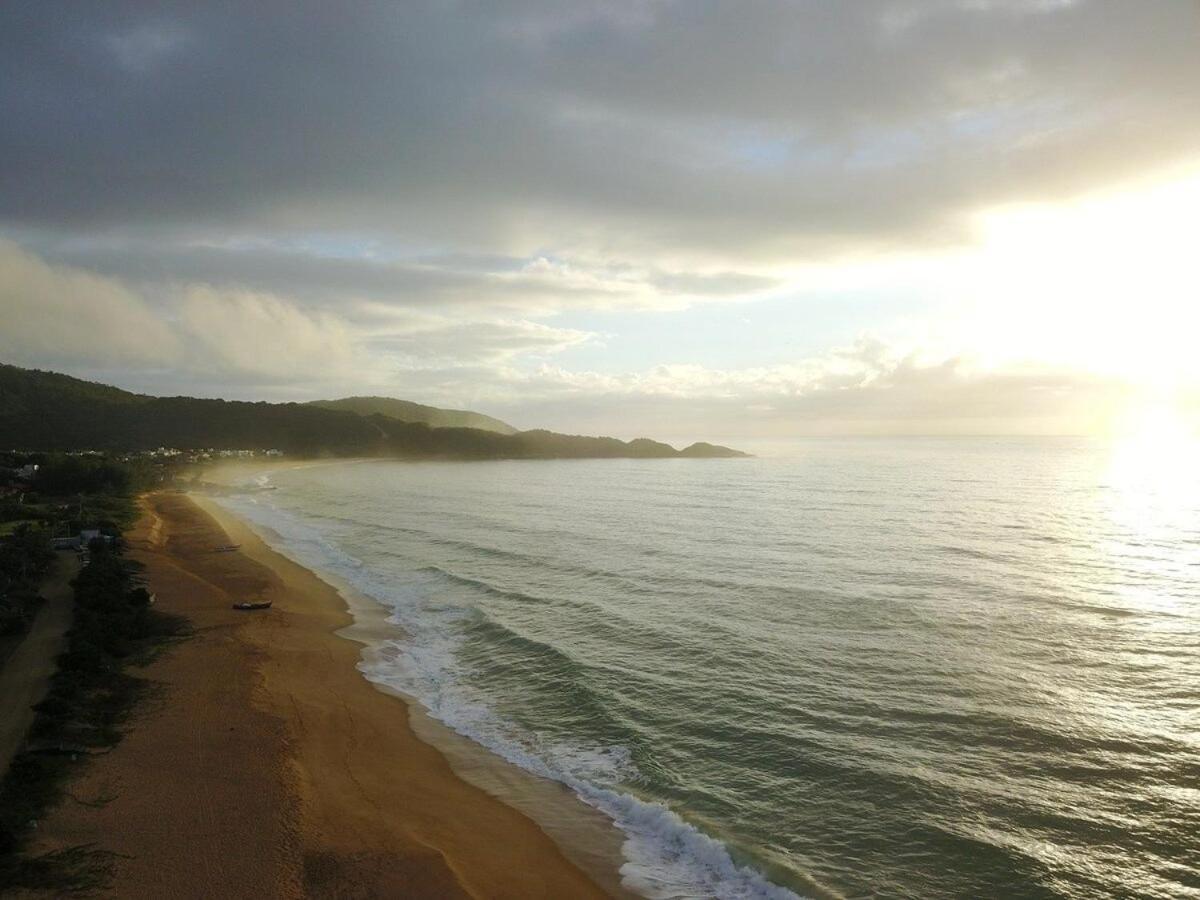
[{"xmin": 215, "ymin": 438, "xmax": 1200, "ymax": 899}]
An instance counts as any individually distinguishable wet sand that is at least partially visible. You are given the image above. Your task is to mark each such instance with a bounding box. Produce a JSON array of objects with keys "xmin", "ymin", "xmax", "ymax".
[{"xmin": 26, "ymin": 492, "xmax": 614, "ymax": 898}]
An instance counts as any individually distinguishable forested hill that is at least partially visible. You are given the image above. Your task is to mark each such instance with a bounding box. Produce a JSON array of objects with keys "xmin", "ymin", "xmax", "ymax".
[
  {"xmin": 309, "ymin": 396, "xmax": 517, "ymax": 434},
  {"xmin": 0, "ymin": 364, "xmax": 747, "ymax": 459}
]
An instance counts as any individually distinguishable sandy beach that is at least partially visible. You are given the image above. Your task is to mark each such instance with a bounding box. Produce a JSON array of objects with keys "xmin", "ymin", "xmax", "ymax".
[{"xmin": 25, "ymin": 491, "xmax": 615, "ymax": 898}]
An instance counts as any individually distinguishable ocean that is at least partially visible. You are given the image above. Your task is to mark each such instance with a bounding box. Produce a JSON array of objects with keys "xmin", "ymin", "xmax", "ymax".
[{"xmin": 214, "ymin": 438, "xmax": 1199, "ymax": 899}]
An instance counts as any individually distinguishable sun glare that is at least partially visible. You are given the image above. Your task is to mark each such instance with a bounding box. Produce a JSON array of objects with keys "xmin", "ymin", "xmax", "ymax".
[
  {"xmin": 1109, "ymin": 395, "xmax": 1198, "ymax": 475},
  {"xmin": 1104, "ymin": 395, "xmax": 1200, "ymax": 545},
  {"xmin": 1114, "ymin": 398, "xmax": 1196, "ymax": 444},
  {"xmin": 967, "ymin": 168, "xmax": 1200, "ymax": 390}
]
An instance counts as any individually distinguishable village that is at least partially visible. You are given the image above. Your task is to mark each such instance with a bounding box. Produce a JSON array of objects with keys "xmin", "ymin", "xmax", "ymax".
[{"xmin": 0, "ymin": 447, "xmax": 283, "ymax": 542}]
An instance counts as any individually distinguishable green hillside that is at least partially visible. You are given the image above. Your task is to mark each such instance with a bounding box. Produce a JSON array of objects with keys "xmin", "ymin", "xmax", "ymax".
[
  {"xmin": 0, "ymin": 364, "xmax": 746, "ymax": 460},
  {"xmin": 310, "ymin": 396, "xmax": 517, "ymax": 435}
]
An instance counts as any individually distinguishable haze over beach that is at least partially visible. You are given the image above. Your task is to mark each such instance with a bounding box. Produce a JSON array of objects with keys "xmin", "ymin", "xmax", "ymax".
[{"xmin": 1, "ymin": 3, "xmax": 1198, "ymax": 899}]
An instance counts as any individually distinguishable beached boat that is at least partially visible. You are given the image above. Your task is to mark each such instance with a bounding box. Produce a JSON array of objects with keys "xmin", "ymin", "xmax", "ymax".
[
  {"xmin": 214, "ymin": 544, "xmax": 241, "ymax": 553},
  {"xmin": 232, "ymin": 600, "xmax": 272, "ymax": 611}
]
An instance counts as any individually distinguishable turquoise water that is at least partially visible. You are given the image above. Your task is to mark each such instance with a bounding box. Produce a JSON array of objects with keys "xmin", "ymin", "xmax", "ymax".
[{"xmin": 218, "ymin": 438, "xmax": 1200, "ymax": 898}]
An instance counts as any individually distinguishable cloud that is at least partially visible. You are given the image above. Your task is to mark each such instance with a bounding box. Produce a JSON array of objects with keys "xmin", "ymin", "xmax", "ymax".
[
  {"xmin": 29, "ymin": 240, "xmax": 601, "ymax": 310},
  {"xmin": 2, "ymin": 2, "xmax": 1197, "ymax": 265},
  {"xmin": 365, "ymin": 336, "xmax": 1133, "ymax": 437},
  {"xmin": 177, "ymin": 285, "xmax": 357, "ymax": 379},
  {"xmin": 14, "ymin": 236, "xmax": 782, "ymax": 317},
  {"xmin": 0, "ymin": 240, "xmax": 180, "ymax": 368},
  {"xmin": 0, "ymin": 243, "xmax": 599, "ymax": 398},
  {"xmin": 0, "ymin": 241, "xmax": 367, "ymax": 387},
  {"xmin": 364, "ymin": 317, "xmax": 593, "ymax": 367},
  {"xmin": 647, "ymin": 270, "xmax": 780, "ymax": 297},
  {"xmin": 0, "ymin": 238, "xmax": 1145, "ymax": 436},
  {"xmin": 2, "ymin": 3, "xmax": 1195, "ymax": 435},
  {"xmin": 105, "ymin": 20, "xmax": 191, "ymax": 74}
]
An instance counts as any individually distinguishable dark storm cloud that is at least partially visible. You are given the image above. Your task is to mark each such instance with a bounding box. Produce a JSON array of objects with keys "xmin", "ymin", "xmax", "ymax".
[{"xmin": 3, "ymin": 1, "xmax": 1198, "ymax": 262}]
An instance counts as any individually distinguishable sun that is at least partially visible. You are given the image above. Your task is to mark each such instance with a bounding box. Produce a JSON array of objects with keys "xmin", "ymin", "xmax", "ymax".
[
  {"xmin": 1109, "ymin": 395, "xmax": 1198, "ymax": 476},
  {"xmin": 1114, "ymin": 398, "xmax": 1195, "ymax": 443},
  {"xmin": 1104, "ymin": 394, "xmax": 1200, "ymax": 529},
  {"xmin": 965, "ymin": 167, "xmax": 1200, "ymax": 389}
]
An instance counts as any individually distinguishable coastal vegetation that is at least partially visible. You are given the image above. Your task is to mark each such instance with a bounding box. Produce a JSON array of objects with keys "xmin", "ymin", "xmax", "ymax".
[
  {"xmin": 309, "ymin": 395, "xmax": 518, "ymax": 434},
  {"xmin": 0, "ymin": 537, "xmax": 185, "ymax": 893},
  {"xmin": 0, "ymin": 524, "xmax": 53, "ymax": 642},
  {"xmin": 0, "ymin": 363, "xmax": 746, "ymax": 459},
  {"xmin": 0, "ymin": 454, "xmax": 184, "ymax": 892},
  {"xmin": 1, "ymin": 453, "xmax": 145, "ymax": 541},
  {"xmin": 1, "ymin": 450, "xmax": 164, "ymax": 671}
]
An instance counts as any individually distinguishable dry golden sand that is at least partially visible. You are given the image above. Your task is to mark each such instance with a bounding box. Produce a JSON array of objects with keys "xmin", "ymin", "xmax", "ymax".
[{"xmin": 26, "ymin": 492, "xmax": 614, "ymax": 898}]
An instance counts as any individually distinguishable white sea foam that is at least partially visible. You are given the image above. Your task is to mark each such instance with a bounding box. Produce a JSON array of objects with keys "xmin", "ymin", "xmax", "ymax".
[{"xmin": 211, "ymin": 485, "xmax": 804, "ymax": 900}]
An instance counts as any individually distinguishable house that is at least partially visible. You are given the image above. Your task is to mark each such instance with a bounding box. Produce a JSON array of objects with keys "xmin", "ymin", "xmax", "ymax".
[
  {"xmin": 80, "ymin": 528, "xmax": 115, "ymax": 546},
  {"xmin": 54, "ymin": 529, "xmax": 115, "ymax": 551}
]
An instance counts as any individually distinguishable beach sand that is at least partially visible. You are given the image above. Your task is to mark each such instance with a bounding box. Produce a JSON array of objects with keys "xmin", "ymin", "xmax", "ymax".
[{"xmin": 24, "ymin": 491, "xmax": 617, "ymax": 898}]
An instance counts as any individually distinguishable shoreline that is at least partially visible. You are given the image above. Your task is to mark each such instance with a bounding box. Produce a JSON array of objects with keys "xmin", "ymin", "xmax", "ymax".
[
  {"xmin": 26, "ymin": 491, "xmax": 621, "ymax": 898},
  {"xmin": 191, "ymin": 458, "xmax": 815, "ymax": 900},
  {"xmin": 193, "ymin": 492, "xmax": 637, "ymax": 899}
]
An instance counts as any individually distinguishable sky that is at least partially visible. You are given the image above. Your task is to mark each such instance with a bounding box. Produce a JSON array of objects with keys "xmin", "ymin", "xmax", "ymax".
[{"xmin": 2, "ymin": 1, "xmax": 1199, "ymax": 441}]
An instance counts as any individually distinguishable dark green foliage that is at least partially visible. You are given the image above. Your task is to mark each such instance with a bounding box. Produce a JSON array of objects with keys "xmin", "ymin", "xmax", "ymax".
[
  {"xmin": 0, "ymin": 363, "xmax": 389, "ymax": 454},
  {"xmin": 0, "ymin": 455, "xmax": 145, "ymax": 645},
  {"xmin": 0, "ymin": 362, "xmax": 747, "ymax": 458},
  {"xmin": 0, "ymin": 845, "xmax": 118, "ymax": 893},
  {"xmin": 310, "ymin": 395, "xmax": 518, "ymax": 434},
  {"xmin": 2, "ymin": 454, "xmax": 145, "ymax": 534},
  {"xmin": 0, "ymin": 540, "xmax": 187, "ymax": 893},
  {"xmin": 0, "ymin": 524, "xmax": 54, "ymax": 583},
  {"xmin": 0, "ymin": 586, "xmax": 44, "ymax": 637},
  {"xmin": 0, "ymin": 525, "xmax": 54, "ymax": 641},
  {"xmin": 34, "ymin": 457, "xmax": 131, "ymax": 495},
  {"xmin": 678, "ymin": 441, "xmax": 748, "ymax": 458}
]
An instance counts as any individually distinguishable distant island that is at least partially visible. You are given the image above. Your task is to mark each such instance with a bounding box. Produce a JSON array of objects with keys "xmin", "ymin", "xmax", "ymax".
[{"xmin": 0, "ymin": 364, "xmax": 747, "ymax": 460}]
